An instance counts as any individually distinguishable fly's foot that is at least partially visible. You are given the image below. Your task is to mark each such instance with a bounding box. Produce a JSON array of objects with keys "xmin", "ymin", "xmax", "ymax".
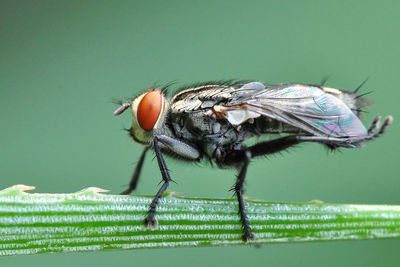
[
  {"xmin": 144, "ymin": 214, "xmax": 158, "ymax": 230},
  {"xmin": 242, "ymin": 229, "xmax": 255, "ymax": 242}
]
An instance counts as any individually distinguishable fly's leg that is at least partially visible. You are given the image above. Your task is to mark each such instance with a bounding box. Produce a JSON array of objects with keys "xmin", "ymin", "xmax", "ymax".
[
  {"xmin": 221, "ymin": 116, "xmax": 392, "ymax": 241},
  {"xmin": 298, "ymin": 116, "xmax": 393, "ymax": 147},
  {"xmin": 121, "ymin": 135, "xmax": 200, "ymax": 195},
  {"xmin": 121, "ymin": 147, "xmax": 148, "ymax": 195},
  {"xmin": 368, "ymin": 116, "xmax": 381, "ymax": 135},
  {"xmin": 144, "ymin": 137, "xmax": 172, "ymax": 229},
  {"xmin": 232, "ymin": 149, "xmax": 255, "ymax": 242},
  {"xmin": 225, "ymin": 136, "xmax": 301, "ymax": 165},
  {"xmin": 143, "ymin": 135, "xmax": 200, "ymax": 229},
  {"xmin": 223, "ymin": 136, "xmax": 308, "ymax": 242},
  {"xmin": 156, "ymin": 135, "xmax": 201, "ymax": 160},
  {"xmin": 248, "ymin": 136, "xmax": 301, "ymax": 158},
  {"xmin": 367, "ymin": 115, "xmax": 393, "ymax": 139},
  {"xmin": 233, "ymin": 115, "xmax": 392, "ymax": 156}
]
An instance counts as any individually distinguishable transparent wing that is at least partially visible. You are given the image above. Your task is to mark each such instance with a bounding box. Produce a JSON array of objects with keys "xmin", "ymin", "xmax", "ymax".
[{"xmin": 227, "ymin": 83, "xmax": 367, "ymax": 137}]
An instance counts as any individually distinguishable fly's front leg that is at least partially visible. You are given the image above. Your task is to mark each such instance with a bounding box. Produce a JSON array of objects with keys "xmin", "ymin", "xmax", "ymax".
[
  {"xmin": 156, "ymin": 135, "xmax": 201, "ymax": 160},
  {"xmin": 144, "ymin": 136, "xmax": 172, "ymax": 229},
  {"xmin": 144, "ymin": 135, "xmax": 201, "ymax": 229},
  {"xmin": 121, "ymin": 147, "xmax": 148, "ymax": 195}
]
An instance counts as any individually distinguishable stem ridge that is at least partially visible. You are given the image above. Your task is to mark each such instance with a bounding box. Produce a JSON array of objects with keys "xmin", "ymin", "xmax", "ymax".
[{"xmin": 0, "ymin": 185, "xmax": 399, "ymax": 256}]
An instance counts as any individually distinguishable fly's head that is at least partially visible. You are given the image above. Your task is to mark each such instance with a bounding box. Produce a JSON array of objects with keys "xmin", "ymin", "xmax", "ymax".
[{"xmin": 114, "ymin": 88, "xmax": 169, "ymax": 144}]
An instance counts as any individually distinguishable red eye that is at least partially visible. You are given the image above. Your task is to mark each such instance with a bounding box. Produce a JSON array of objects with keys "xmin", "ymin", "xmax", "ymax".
[{"xmin": 137, "ymin": 90, "xmax": 162, "ymax": 130}]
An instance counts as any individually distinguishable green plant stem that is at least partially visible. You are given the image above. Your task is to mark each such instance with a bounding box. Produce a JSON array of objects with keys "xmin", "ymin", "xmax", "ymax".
[{"xmin": 0, "ymin": 185, "xmax": 399, "ymax": 256}]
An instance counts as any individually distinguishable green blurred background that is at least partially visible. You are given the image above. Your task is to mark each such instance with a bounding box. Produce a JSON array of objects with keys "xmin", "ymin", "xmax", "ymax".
[{"xmin": 1, "ymin": 0, "xmax": 399, "ymax": 266}]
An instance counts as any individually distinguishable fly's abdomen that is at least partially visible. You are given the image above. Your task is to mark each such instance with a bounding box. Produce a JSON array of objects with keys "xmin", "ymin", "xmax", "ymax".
[
  {"xmin": 249, "ymin": 117, "xmax": 303, "ymax": 135},
  {"xmin": 228, "ymin": 84, "xmax": 369, "ymax": 139}
]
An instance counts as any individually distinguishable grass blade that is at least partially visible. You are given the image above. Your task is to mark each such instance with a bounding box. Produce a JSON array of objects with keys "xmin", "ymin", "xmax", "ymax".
[{"xmin": 0, "ymin": 185, "xmax": 399, "ymax": 256}]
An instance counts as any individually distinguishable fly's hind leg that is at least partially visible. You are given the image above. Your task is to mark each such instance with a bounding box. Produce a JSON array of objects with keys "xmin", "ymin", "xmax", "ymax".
[
  {"xmin": 297, "ymin": 115, "xmax": 393, "ymax": 147},
  {"xmin": 368, "ymin": 116, "xmax": 382, "ymax": 135},
  {"xmin": 221, "ymin": 116, "xmax": 392, "ymax": 241},
  {"xmin": 367, "ymin": 115, "xmax": 393, "ymax": 140}
]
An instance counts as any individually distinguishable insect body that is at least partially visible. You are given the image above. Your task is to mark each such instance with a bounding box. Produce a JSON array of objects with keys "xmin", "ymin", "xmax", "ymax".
[{"xmin": 114, "ymin": 80, "xmax": 392, "ymax": 241}]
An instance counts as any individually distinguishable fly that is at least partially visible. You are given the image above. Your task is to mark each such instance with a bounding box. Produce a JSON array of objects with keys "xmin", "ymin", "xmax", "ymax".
[{"xmin": 114, "ymin": 80, "xmax": 393, "ymax": 242}]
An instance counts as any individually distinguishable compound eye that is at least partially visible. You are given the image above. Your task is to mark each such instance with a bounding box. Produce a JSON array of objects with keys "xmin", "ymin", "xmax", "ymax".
[{"xmin": 137, "ymin": 90, "xmax": 162, "ymax": 130}]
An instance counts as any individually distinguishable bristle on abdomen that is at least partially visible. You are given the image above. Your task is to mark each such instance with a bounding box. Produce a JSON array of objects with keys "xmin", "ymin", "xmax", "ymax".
[{"xmin": 322, "ymin": 87, "xmax": 372, "ymax": 117}]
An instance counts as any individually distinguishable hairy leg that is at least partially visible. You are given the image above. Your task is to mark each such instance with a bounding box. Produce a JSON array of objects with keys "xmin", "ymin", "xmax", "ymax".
[{"xmin": 143, "ymin": 137, "xmax": 172, "ymax": 229}]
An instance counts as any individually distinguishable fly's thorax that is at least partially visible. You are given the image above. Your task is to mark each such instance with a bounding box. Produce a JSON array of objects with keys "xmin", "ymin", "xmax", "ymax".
[
  {"xmin": 129, "ymin": 89, "xmax": 169, "ymax": 144},
  {"xmin": 169, "ymin": 109, "xmax": 242, "ymax": 158}
]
